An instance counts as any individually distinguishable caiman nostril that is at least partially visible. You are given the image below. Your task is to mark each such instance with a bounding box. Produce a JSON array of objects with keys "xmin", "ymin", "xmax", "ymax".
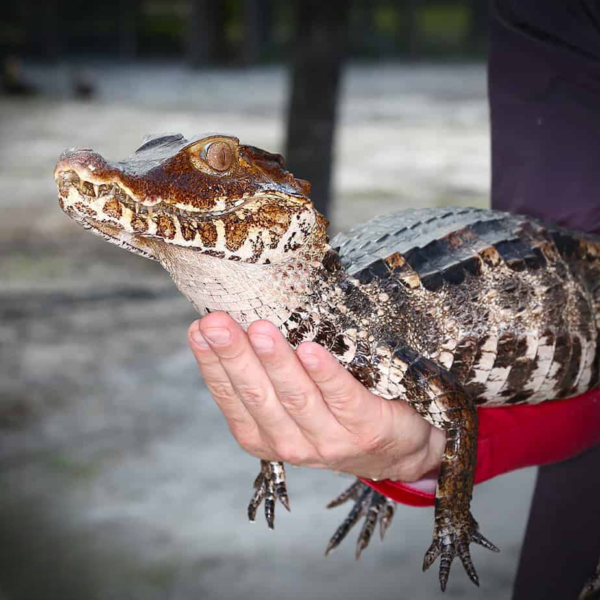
[{"xmin": 58, "ymin": 148, "xmax": 96, "ymax": 162}]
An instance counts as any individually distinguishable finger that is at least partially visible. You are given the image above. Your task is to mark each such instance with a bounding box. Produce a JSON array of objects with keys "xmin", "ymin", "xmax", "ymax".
[
  {"xmin": 298, "ymin": 342, "xmax": 446, "ymax": 474},
  {"xmin": 296, "ymin": 342, "xmax": 393, "ymax": 434},
  {"xmin": 198, "ymin": 313, "xmax": 311, "ymax": 452},
  {"xmin": 247, "ymin": 320, "xmax": 342, "ymax": 442},
  {"xmin": 188, "ymin": 320, "xmax": 263, "ymax": 445}
]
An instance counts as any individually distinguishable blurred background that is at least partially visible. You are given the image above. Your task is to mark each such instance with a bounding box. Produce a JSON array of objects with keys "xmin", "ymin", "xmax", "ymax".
[{"xmin": 0, "ymin": 1, "xmax": 535, "ymax": 599}]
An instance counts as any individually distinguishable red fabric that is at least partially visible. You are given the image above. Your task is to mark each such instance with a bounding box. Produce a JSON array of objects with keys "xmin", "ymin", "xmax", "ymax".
[{"xmin": 362, "ymin": 389, "xmax": 600, "ymax": 506}]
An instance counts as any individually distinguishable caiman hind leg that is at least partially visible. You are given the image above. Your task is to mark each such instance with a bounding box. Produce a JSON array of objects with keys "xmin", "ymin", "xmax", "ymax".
[
  {"xmin": 247, "ymin": 460, "xmax": 290, "ymax": 529},
  {"xmin": 325, "ymin": 479, "xmax": 396, "ymax": 559},
  {"xmin": 408, "ymin": 358, "xmax": 499, "ymax": 590}
]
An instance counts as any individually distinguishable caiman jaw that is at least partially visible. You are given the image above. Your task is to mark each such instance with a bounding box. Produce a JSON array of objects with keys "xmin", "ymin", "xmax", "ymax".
[
  {"xmin": 55, "ymin": 168, "xmax": 252, "ymax": 220},
  {"xmin": 54, "ymin": 135, "xmax": 325, "ymax": 265},
  {"xmin": 54, "ymin": 167, "xmax": 160, "ymax": 259}
]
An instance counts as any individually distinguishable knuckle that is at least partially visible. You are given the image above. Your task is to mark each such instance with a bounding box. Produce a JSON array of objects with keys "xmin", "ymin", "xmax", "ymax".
[
  {"xmin": 279, "ymin": 390, "xmax": 310, "ymax": 413},
  {"xmin": 236, "ymin": 384, "xmax": 267, "ymax": 407},
  {"xmin": 316, "ymin": 443, "xmax": 347, "ymax": 466},
  {"xmin": 359, "ymin": 428, "xmax": 395, "ymax": 456},
  {"xmin": 208, "ymin": 382, "xmax": 236, "ymax": 403},
  {"xmin": 322, "ymin": 387, "xmax": 352, "ymax": 407}
]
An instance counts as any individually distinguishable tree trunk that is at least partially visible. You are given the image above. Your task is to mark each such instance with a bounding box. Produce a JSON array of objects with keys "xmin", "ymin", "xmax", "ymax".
[
  {"xmin": 187, "ymin": 0, "xmax": 226, "ymax": 67},
  {"xmin": 39, "ymin": 0, "xmax": 61, "ymax": 61},
  {"xmin": 242, "ymin": 0, "xmax": 272, "ymax": 65},
  {"xmin": 396, "ymin": 0, "xmax": 421, "ymax": 56},
  {"xmin": 118, "ymin": 0, "xmax": 138, "ymax": 60},
  {"xmin": 467, "ymin": 0, "xmax": 488, "ymax": 54},
  {"xmin": 284, "ymin": 1, "xmax": 349, "ymax": 218}
]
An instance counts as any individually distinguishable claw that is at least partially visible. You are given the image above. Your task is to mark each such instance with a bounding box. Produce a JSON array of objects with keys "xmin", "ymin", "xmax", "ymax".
[
  {"xmin": 278, "ymin": 491, "xmax": 291, "ymax": 512},
  {"xmin": 270, "ymin": 461, "xmax": 290, "ymax": 511},
  {"xmin": 248, "ymin": 475, "xmax": 267, "ymax": 521},
  {"xmin": 246, "ymin": 460, "xmax": 290, "ymax": 529},
  {"xmin": 423, "ymin": 511, "xmax": 498, "ymax": 591},
  {"xmin": 458, "ymin": 542, "xmax": 479, "ymax": 587},
  {"xmin": 325, "ymin": 490, "xmax": 367, "ymax": 556},
  {"xmin": 326, "ymin": 479, "xmax": 363, "ymax": 509},
  {"xmin": 438, "ymin": 546, "xmax": 456, "ymax": 592},
  {"xmin": 471, "ymin": 530, "xmax": 500, "ymax": 552},
  {"xmin": 326, "ymin": 480, "xmax": 398, "ymax": 559},
  {"xmin": 264, "ymin": 478, "xmax": 275, "ymax": 530},
  {"xmin": 422, "ymin": 542, "xmax": 441, "ymax": 572},
  {"xmin": 378, "ymin": 500, "xmax": 395, "ymax": 540},
  {"xmin": 355, "ymin": 504, "xmax": 378, "ymax": 560}
]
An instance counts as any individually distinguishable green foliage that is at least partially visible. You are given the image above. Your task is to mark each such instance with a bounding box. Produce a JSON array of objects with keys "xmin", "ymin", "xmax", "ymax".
[
  {"xmin": 373, "ymin": 4, "xmax": 401, "ymax": 37},
  {"xmin": 418, "ymin": 3, "xmax": 470, "ymax": 47},
  {"xmin": 1, "ymin": 0, "xmax": 484, "ymax": 61}
]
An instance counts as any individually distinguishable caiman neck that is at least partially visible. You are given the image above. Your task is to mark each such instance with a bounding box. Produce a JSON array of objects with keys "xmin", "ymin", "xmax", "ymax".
[{"xmin": 151, "ymin": 241, "xmax": 346, "ymax": 330}]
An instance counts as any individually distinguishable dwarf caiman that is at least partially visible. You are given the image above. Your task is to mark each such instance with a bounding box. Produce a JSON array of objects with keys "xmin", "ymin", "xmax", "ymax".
[{"xmin": 54, "ymin": 133, "xmax": 600, "ymax": 591}]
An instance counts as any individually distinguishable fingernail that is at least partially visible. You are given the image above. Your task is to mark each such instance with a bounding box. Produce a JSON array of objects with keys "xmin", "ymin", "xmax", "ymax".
[
  {"xmin": 249, "ymin": 333, "xmax": 274, "ymax": 353},
  {"xmin": 299, "ymin": 352, "xmax": 319, "ymax": 370},
  {"xmin": 202, "ymin": 327, "xmax": 231, "ymax": 345},
  {"xmin": 191, "ymin": 329, "xmax": 210, "ymax": 348}
]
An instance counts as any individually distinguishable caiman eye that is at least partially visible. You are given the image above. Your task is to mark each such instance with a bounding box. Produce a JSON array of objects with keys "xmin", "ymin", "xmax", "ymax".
[{"xmin": 206, "ymin": 141, "xmax": 234, "ymax": 172}]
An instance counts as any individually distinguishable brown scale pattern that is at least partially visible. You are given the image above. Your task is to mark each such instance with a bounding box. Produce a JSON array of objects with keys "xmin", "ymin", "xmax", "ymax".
[
  {"xmin": 318, "ymin": 208, "xmax": 600, "ymax": 589},
  {"xmin": 103, "ymin": 198, "xmax": 122, "ymax": 219},
  {"xmin": 178, "ymin": 217, "xmax": 197, "ymax": 241},
  {"xmin": 74, "ymin": 201, "xmax": 95, "ymax": 216},
  {"xmin": 222, "ymin": 213, "xmax": 249, "ymax": 251},
  {"xmin": 197, "ymin": 220, "xmax": 218, "ymax": 247},
  {"xmin": 156, "ymin": 215, "xmax": 176, "ymax": 239},
  {"xmin": 131, "ymin": 216, "xmax": 148, "ymax": 233}
]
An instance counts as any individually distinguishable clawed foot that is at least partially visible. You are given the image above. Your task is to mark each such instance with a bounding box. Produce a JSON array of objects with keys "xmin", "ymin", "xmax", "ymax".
[
  {"xmin": 325, "ymin": 479, "xmax": 396, "ymax": 559},
  {"xmin": 423, "ymin": 511, "xmax": 499, "ymax": 591},
  {"xmin": 247, "ymin": 460, "xmax": 290, "ymax": 529}
]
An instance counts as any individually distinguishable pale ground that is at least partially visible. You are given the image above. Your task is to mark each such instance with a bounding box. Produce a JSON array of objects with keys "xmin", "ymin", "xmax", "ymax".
[{"xmin": 0, "ymin": 62, "xmax": 534, "ymax": 600}]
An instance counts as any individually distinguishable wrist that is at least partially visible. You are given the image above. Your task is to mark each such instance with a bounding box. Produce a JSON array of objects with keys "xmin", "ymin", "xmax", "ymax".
[{"xmin": 385, "ymin": 425, "xmax": 445, "ymax": 484}]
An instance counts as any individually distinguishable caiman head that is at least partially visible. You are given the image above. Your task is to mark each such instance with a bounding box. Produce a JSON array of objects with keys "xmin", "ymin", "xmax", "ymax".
[{"xmin": 54, "ymin": 133, "xmax": 328, "ymax": 264}]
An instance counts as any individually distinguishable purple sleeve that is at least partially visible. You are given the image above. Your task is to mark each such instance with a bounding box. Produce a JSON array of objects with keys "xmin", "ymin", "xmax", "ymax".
[{"xmin": 489, "ymin": 0, "xmax": 600, "ymax": 234}]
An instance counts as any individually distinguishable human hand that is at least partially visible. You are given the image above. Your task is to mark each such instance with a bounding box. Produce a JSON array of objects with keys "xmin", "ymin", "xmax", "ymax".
[{"xmin": 188, "ymin": 312, "xmax": 445, "ymax": 482}]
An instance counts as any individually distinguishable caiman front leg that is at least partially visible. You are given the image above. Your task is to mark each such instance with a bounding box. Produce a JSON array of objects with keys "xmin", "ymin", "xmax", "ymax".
[
  {"xmin": 247, "ymin": 460, "xmax": 290, "ymax": 529},
  {"xmin": 407, "ymin": 357, "xmax": 499, "ymax": 590}
]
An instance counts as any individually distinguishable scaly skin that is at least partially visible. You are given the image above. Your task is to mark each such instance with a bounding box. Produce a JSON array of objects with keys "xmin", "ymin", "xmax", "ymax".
[{"xmin": 54, "ymin": 134, "xmax": 600, "ymax": 591}]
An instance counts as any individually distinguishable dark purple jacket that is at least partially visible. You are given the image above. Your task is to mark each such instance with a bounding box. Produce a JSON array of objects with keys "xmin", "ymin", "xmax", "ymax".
[{"xmin": 490, "ymin": 0, "xmax": 600, "ymax": 234}]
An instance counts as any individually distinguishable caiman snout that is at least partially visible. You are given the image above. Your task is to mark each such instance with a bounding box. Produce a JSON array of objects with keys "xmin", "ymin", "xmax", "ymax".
[{"xmin": 54, "ymin": 148, "xmax": 110, "ymax": 183}]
